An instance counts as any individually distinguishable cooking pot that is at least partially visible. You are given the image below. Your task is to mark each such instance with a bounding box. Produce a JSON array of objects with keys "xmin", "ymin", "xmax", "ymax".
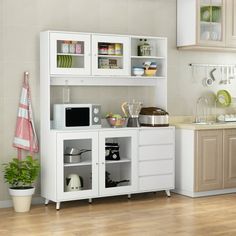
[{"xmin": 139, "ymin": 107, "xmax": 169, "ymax": 127}]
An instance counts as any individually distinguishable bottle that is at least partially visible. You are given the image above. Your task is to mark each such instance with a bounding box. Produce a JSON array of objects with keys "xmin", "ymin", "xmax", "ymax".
[
  {"xmin": 137, "ymin": 39, "xmax": 143, "ymax": 56},
  {"xmin": 61, "ymin": 41, "xmax": 69, "ymax": 53},
  {"xmin": 142, "ymin": 39, "xmax": 151, "ymax": 56},
  {"xmin": 69, "ymin": 41, "xmax": 76, "ymax": 54}
]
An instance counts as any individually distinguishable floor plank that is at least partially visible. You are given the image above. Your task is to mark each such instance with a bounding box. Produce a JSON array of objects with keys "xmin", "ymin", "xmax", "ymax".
[{"xmin": 0, "ymin": 192, "xmax": 236, "ymax": 235}]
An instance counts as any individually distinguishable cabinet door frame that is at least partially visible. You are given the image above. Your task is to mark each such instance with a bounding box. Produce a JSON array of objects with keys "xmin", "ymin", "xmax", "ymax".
[
  {"xmin": 195, "ymin": 130, "xmax": 223, "ymax": 192},
  {"xmin": 226, "ymin": 0, "xmax": 236, "ymax": 47},
  {"xmin": 196, "ymin": 0, "xmax": 226, "ymax": 47},
  {"xmin": 98, "ymin": 130, "xmax": 138, "ymax": 196},
  {"xmin": 223, "ymin": 129, "xmax": 236, "ymax": 188},
  {"xmin": 50, "ymin": 32, "xmax": 91, "ymax": 75},
  {"xmin": 92, "ymin": 34, "xmax": 130, "ymax": 76},
  {"xmin": 56, "ymin": 132, "xmax": 99, "ymax": 201}
]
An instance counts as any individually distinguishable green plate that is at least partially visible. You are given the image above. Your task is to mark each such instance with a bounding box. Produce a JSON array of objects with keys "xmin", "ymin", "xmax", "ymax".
[{"xmin": 217, "ymin": 90, "xmax": 231, "ymax": 107}]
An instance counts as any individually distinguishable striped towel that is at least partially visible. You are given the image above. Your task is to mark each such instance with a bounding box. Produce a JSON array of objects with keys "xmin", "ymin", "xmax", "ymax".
[{"xmin": 13, "ymin": 72, "xmax": 39, "ymax": 159}]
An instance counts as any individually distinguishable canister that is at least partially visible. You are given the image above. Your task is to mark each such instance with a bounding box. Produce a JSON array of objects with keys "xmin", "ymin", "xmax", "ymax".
[
  {"xmin": 61, "ymin": 41, "xmax": 69, "ymax": 53},
  {"xmin": 108, "ymin": 44, "xmax": 115, "ymax": 55},
  {"xmin": 115, "ymin": 43, "xmax": 122, "ymax": 55}
]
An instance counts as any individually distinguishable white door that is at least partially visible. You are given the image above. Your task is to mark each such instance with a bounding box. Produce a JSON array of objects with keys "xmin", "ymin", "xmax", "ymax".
[
  {"xmin": 56, "ymin": 132, "xmax": 99, "ymax": 201},
  {"xmin": 92, "ymin": 35, "xmax": 130, "ymax": 76},
  {"xmin": 50, "ymin": 32, "xmax": 91, "ymax": 75},
  {"xmin": 98, "ymin": 130, "xmax": 138, "ymax": 196}
]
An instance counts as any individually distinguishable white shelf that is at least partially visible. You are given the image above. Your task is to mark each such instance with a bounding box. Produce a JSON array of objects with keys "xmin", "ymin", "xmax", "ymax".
[
  {"xmin": 64, "ymin": 160, "xmax": 92, "ymax": 167},
  {"xmin": 98, "ymin": 54, "xmax": 123, "ymax": 58},
  {"xmin": 200, "ymin": 21, "xmax": 221, "ymax": 25},
  {"xmin": 57, "ymin": 53, "xmax": 85, "ymax": 57},
  {"xmin": 106, "ymin": 158, "xmax": 131, "ymax": 164},
  {"xmin": 50, "ymin": 76, "xmax": 165, "ymax": 86},
  {"xmin": 131, "ymin": 56, "xmax": 165, "ymax": 59}
]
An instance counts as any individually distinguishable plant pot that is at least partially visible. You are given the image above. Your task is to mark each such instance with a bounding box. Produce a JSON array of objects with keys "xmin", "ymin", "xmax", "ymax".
[{"xmin": 9, "ymin": 187, "xmax": 35, "ymax": 212}]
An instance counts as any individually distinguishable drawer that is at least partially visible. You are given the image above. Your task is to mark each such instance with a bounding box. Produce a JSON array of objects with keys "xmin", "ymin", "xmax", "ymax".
[
  {"xmin": 139, "ymin": 144, "xmax": 174, "ymax": 161},
  {"xmin": 139, "ymin": 175, "xmax": 174, "ymax": 191},
  {"xmin": 139, "ymin": 160, "xmax": 173, "ymax": 176},
  {"xmin": 139, "ymin": 129, "xmax": 174, "ymax": 145}
]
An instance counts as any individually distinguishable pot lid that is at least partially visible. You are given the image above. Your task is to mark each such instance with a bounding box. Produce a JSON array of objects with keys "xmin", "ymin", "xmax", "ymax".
[{"xmin": 140, "ymin": 107, "xmax": 168, "ymax": 116}]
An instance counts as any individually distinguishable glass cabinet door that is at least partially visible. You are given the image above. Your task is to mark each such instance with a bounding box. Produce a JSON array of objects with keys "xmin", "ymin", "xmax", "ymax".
[
  {"xmin": 56, "ymin": 132, "xmax": 98, "ymax": 200},
  {"xmin": 98, "ymin": 130, "xmax": 138, "ymax": 196},
  {"xmin": 92, "ymin": 35, "xmax": 130, "ymax": 76},
  {"xmin": 50, "ymin": 33, "xmax": 91, "ymax": 75},
  {"xmin": 198, "ymin": 0, "xmax": 226, "ymax": 46}
]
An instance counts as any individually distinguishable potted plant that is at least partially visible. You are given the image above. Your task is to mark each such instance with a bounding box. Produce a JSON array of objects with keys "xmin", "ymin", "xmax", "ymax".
[{"xmin": 3, "ymin": 156, "xmax": 40, "ymax": 212}]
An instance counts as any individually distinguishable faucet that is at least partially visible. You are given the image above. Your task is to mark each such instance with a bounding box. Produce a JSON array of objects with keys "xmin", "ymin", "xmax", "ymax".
[{"xmin": 195, "ymin": 96, "xmax": 209, "ymax": 123}]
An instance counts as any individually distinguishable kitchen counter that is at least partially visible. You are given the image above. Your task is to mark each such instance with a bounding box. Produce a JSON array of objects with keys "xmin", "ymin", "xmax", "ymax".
[{"xmin": 172, "ymin": 122, "xmax": 236, "ymax": 130}]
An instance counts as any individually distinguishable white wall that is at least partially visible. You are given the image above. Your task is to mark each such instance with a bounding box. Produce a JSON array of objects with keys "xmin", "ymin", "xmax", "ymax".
[{"xmin": 0, "ymin": 0, "xmax": 236, "ymax": 202}]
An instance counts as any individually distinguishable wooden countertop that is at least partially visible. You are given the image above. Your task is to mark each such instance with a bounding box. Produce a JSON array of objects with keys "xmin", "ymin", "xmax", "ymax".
[{"xmin": 172, "ymin": 122, "xmax": 236, "ymax": 130}]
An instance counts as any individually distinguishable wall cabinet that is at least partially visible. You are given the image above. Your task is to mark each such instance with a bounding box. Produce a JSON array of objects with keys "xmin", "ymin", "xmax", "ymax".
[
  {"xmin": 41, "ymin": 31, "xmax": 167, "ymax": 86},
  {"xmin": 177, "ymin": 0, "xmax": 236, "ymax": 50},
  {"xmin": 175, "ymin": 128, "xmax": 236, "ymax": 197},
  {"xmin": 226, "ymin": 0, "xmax": 236, "ymax": 47}
]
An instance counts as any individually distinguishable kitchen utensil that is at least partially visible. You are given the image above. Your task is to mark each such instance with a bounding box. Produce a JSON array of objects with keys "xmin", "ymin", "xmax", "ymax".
[
  {"xmin": 64, "ymin": 147, "xmax": 91, "ymax": 163},
  {"xmin": 121, "ymin": 100, "xmax": 142, "ymax": 127},
  {"xmin": 105, "ymin": 143, "xmax": 120, "ymax": 161},
  {"xmin": 210, "ymin": 68, "xmax": 216, "ymax": 82},
  {"xmin": 105, "ymin": 171, "xmax": 129, "ymax": 188},
  {"xmin": 139, "ymin": 107, "xmax": 169, "ymax": 127},
  {"xmin": 202, "ymin": 67, "xmax": 213, "ymax": 87},
  {"xmin": 216, "ymin": 90, "xmax": 231, "ymax": 107},
  {"xmin": 65, "ymin": 174, "xmax": 83, "ymax": 192}
]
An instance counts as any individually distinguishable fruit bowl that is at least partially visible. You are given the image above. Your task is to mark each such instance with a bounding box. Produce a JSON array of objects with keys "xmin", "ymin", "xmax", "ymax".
[{"xmin": 106, "ymin": 117, "xmax": 127, "ymax": 128}]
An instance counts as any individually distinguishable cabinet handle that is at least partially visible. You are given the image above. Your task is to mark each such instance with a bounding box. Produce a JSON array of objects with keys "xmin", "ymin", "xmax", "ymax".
[
  {"xmin": 102, "ymin": 162, "xmax": 105, "ymax": 165},
  {"xmin": 96, "ymin": 162, "xmax": 99, "ymax": 165}
]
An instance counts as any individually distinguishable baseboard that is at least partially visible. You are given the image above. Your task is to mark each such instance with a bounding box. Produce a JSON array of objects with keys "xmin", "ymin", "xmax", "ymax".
[{"xmin": 0, "ymin": 196, "xmax": 44, "ymax": 209}]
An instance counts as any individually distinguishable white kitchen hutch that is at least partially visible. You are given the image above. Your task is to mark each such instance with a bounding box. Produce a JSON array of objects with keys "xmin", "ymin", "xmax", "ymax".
[{"xmin": 40, "ymin": 31, "xmax": 175, "ymax": 210}]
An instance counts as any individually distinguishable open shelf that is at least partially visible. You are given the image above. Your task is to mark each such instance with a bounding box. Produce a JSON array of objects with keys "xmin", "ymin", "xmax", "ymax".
[
  {"xmin": 106, "ymin": 158, "xmax": 131, "ymax": 164},
  {"xmin": 64, "ymin": 160, "xmax": 92, "ymax": 167}
]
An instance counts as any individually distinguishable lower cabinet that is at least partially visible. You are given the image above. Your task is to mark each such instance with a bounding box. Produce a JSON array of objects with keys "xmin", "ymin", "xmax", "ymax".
[
  {"xmin": 138, "ymin": 129, "xmax": 175, "ymax": 192},
  {"xmin": 41, "ymin": 127, "xmax": 175, "ymax": 209},
  {"xmin": 175, "ymin": 128, "xmax": 236, "ymax": 197}
]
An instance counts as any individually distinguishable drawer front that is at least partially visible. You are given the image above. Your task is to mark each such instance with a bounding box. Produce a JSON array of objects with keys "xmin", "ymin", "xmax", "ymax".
[
  {"xmin": 139, "ymin": 129, "xmax": 174, "ymax": 145},
  {"xmin": 139, "ymin": 160, "xmax": 173, "ymax": 176},
  {"xmin": 139, "ymin": 175, "xmax": 174, "ymax": 191},
  {"xmin": 139, "ymin": 144, "xmax": 174, "ymax": 161}
]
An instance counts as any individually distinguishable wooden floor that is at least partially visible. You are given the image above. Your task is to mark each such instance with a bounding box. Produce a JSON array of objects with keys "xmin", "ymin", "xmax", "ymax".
[{"xmin": 0, "ymin": 192, "xmax": 236, "ymax": 236}]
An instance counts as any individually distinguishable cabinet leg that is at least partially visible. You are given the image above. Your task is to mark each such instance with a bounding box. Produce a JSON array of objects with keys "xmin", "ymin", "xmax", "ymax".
[
  {"xmin": 44, "ymin": 199, "xmax": 49, "ymax": 206},
  {"xmin": 165, "ymin": 190, "xmax": 171, "ymax": 197},
  {"xmin": 128, "ymin": 194, "xmax": 131, "ymax": 199},
  {"xmin": 56, "ymin": 202, "xmax": 61, "ymax": 210},
  {"xmin": 88, "ymin": 198, "xmax": 92, "ymax": 204}
]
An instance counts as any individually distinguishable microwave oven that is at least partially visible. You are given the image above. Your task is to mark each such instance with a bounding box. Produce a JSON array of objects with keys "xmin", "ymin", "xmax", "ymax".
[{"xmin": 53, "ymin": 104, "xmax": 101, "ymax": 129}]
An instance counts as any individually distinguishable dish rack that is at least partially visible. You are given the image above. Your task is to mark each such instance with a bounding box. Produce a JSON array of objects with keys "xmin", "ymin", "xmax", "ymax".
[{"xmin": 217, "ymin": 114, "xmax": 236, "ymax": 122}]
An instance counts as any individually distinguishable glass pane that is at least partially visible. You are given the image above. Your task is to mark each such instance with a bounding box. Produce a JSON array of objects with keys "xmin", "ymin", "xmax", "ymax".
[
  {"xmin": 63, "ymin": 139, "xmax": 92, "ymax": 192},
  {"xmin": 104, "ymin": 137, "xmax": 132, "ymax": 189},
  {"xmin": 56, "ymin": 40, "xmax": 85, "ymax": 69},
  {"xmin": 97, "ymin": 42, "xmax": 123, "ymax": 70},
  {"xmin": 200, "ymin": 1, "xmax": 223, "ymax": 42}
]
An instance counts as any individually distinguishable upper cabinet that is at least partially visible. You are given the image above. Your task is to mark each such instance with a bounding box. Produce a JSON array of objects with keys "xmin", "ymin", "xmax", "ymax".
[
  {"xmin": 50, "ymin": 32, "xmax": 91, "ymax": 75},
  {"xmin": 41, "ymin": 31, "xmax": 167, "ymax": 86},
  {"xmin": 226, "ymin": 0, "xmax": 236, "ymax": 47},
  {"xmin": 92, "ymin": 35, "xmax": 130, "ymax": 76},
  {"xmin": 177, "ymin": 0, "xmax": 236, "ymax": 50}
]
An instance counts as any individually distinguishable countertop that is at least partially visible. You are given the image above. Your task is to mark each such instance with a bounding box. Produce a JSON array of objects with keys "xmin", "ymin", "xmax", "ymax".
[{"xmin": 172, "ymin": 122, "xmax": 236, "ymax": 130}]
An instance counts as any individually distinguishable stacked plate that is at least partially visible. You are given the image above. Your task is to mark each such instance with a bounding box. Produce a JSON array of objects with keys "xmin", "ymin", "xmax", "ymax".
[{"xmin": 57, "ymin": 55, "xmax": 73, "ymax": 68}]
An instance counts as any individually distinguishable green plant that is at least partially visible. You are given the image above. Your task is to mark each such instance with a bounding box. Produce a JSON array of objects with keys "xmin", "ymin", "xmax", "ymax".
[{"xmin": 3, "ymin": 156, "xmax": 40, "ymax": 189}]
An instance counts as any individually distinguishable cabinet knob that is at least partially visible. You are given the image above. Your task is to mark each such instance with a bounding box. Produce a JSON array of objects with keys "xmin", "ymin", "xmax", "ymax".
[{"xmin": 102, "ymin": 162, "xmax": 105, "ymax": 165}]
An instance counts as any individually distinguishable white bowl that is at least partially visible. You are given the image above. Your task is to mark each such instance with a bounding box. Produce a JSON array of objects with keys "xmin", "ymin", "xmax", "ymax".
[{"xmin": 133, "ymin": 67, "xmax": 144, "ymax": 76}]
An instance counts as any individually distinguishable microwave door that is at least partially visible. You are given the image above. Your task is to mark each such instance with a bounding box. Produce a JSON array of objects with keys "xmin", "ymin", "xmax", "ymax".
[{"xmin": 65, "ymin": 107, "xmax": 90, "ymax": 127}]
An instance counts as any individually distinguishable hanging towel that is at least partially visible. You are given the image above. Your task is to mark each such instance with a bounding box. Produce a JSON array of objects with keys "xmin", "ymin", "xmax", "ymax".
[{"xmin": 13, "ymin": 72, "xmax": 39, "ymax": 159}]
